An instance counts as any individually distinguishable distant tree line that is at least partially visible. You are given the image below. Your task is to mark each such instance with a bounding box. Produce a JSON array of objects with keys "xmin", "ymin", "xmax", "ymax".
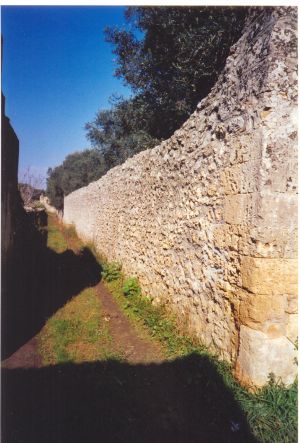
[
  {"xmin": 47, "ymin": 6, "xmax": 247, "ymax": 208},
  {"xmin": 46, "ymin": 149, "xmax": 106, "ymax": 210}
]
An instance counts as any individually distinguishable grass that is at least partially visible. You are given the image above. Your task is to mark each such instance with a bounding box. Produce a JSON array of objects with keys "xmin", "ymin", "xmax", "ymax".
[
  {"xmin": 63, "ymin": 223, "xmax": 83, "ymax": 251},
  {"xmin": 39, "ymin": 215, "xmax": 124, "ymax": 365},
  {"xmin": 38, "ymin": 287, "xmax": 123, "ymax": 365},
  {"xmin": 102, "ymin": 267, "xmax": 298, "ymax": 443},
  {"xmin": 106, "ymin": 278, "xmax": 199, "ymax": 358},
  {"xmin": 47, "ymin": 214, "xmax": 83, "ymax": 253},
  {"xmin": 47, "ymin": 214, "xmax": 68, "ymax": 253}
]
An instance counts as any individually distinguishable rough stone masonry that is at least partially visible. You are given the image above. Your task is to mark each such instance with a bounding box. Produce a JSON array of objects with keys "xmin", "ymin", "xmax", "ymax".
[{"xmin": 64, "ymin": 7, "xmax": 298, "ymax": 387}]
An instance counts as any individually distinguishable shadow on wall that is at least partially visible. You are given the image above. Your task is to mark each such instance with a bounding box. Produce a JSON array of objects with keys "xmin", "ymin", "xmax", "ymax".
[
  {"xmin": 1, "ymin": 214, "xmax": 102, "ymax": 359},
  {"xmin": 2, "ymin": 354, "xmax": 258, "ymax": 443}
]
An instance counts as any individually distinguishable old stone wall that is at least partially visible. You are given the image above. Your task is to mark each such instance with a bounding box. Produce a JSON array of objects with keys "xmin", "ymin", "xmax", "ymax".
[
  {"xmin": 1, "ymin": 93, "xmax": 20, "ymax": 271},
  {"xmin": 64, "ymin": 7, "xmax": 297, "ymax": 387}
]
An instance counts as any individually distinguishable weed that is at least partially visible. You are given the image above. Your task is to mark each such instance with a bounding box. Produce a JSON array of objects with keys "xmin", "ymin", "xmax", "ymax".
[
  {"xmin": 101, "ymin": 262, "xmax": 122, "ymax": 282},
  {"xmin": 231, "ymin": 376, "xmax": 298, "ymax": 443},
  {"xmin": 122, "ymin": 277, "xmax": 141, "ymax": 297}
]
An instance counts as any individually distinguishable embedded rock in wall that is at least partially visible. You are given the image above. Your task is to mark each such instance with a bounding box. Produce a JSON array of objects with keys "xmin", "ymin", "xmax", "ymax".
[{"xmin": 64, "ymin": 7, "xmax": 298, "ymax": 387}]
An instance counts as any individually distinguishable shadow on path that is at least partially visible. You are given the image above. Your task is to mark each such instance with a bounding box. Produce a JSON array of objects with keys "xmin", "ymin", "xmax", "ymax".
[
  {"xmin": 2, "ymin": 353, "xmax": 258, "ymax": 443},
  {"xmin": 2, "ymin": 238, "xmax": 102, "ymax": 359}
]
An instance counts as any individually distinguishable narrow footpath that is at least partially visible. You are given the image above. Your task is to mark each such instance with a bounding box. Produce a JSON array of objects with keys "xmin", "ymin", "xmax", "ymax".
[
  {"xmin": 96, "ymin": 282, "xmax": 162, "ymax": 364},
  {"xmin": 2, "ymin": 215, "xmax": 162, "ymax": 369}
]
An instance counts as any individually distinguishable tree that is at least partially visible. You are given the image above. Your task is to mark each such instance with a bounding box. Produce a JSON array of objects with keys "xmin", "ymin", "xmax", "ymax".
[
  {"xmin": 104, "ymin": 7, "xmax": 247, "ymax": 140},
  {"xmin": 86, "ymin": 95, "xmax": 159, "ymax": 170},
  {"xmin": 46, "ymin": 165, "xmax": 64, "ymax": 210},
  {"xmin": 46, "ymin": 149, "xmax": 106, "ymax": 209},
  {"xmin": 86, "ymin": 7, "xmax": 247, "ymax": 167}
]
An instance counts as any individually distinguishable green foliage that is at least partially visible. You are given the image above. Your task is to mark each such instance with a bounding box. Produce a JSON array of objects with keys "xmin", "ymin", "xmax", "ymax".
[
  {"xmin": 86, "ymin": 94, "xmax": 160, "ymax": 170},
  {"xmin": 46, "ymin": 149, "xmax": 106, "ymax": 209},
  {"xmin": 101, "ymin": 262, "xmax": 122, "ymax": 282},
  {"xmin": 106, "ymin": 7, "xmax": 246, "ymax": 140},
  {"xmin": 45, "ymin": 166, "xmax": 65, "ymax": 210},
  {"xmin": 122, "ymin": 277, "xmax": 141, "ymax": 298},
  {"xmin": 86, "ymin": 7, "xmax": 247, "ymax": 169},
  {"xmin": 32, "ymin": 200, "xmax": 45, "ymax": 209},
  {"xmin": 229, "ymin": 376, "xmax": 298, "ymax": 443}
]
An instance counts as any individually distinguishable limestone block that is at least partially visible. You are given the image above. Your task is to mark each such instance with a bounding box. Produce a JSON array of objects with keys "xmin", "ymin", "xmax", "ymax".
[
  {"xmin": 241, "ymin": 256, "xmax": 298, "ymax": 295},
  {"xmin": 257, "ymin": 194, "xmax": 298, "ymax": 228},
  {"xmin": 248, "ymin": 226, "xmax": 298, "ymax": 258},
  {"xmin": 223, "ymin": 194, "xmax": 258, "ymax": 225},
  {"xmin": 236, "ymin": 326, "xmax": 297, "ymax": 387},
  {"xmin": 239, "ymin": 293, "xmax": 287, "ymax": 336},
  {"xmin": 219, "ymin": 161, "xmax": 260, "ymax": 196}
]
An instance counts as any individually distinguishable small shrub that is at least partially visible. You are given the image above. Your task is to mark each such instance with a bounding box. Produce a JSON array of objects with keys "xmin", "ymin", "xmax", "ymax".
[
  {"xmin": 122, "ymin": 277, "xmax": 141, "ymax": 297},
  {"xmin": 101, "ymin": 262, "xmax": 122, "ymax": 282}
]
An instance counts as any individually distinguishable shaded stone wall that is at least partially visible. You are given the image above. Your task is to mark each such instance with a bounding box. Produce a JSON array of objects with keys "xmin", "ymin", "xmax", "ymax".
[
  {"xmin": 1, "ymin": 91, "xmax": 49, "ymax": 358},
  {"xmin": 64, "ymin": 7, "xmax": 297, "ymax": 387},
  {"xmin": 1, "ymin": 93, "xmax": 20, "ymax": 272}
]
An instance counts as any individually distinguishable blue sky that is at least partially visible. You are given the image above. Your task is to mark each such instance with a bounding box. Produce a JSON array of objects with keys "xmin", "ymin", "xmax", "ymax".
[{"xmin": 1, "ymin": 6, "xmax": 132, "ymax": 185}]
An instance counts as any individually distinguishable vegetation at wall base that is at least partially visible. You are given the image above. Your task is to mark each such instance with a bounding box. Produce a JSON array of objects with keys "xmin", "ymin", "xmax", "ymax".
[
  {"xmin": 122, "ymin": 277, "xmax": 142, "ymax": 297},
  {"xmin": 101, "ymin": 262, "xmax": 122, "ymax": 282},
  {"xmin": 100, "ymin": 259, "xmax": 298, "ymax": 443}
]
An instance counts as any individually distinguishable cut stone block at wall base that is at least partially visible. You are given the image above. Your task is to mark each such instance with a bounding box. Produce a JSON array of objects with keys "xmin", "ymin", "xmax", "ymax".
[{"xmin": 64, "ymin": 7, "xmax": 298, "ymax": 387}]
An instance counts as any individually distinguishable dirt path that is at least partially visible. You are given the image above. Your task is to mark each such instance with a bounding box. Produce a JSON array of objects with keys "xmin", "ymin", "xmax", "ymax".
[
  {"xmin": 2, "ymin": 337, "xmax": 42, "ymax": 369},
  {"xmin": 2, "ymin": 282, "xmax": 163, "ymax": 369},
  {"xmin": 2, "ymin": 215, "xmax": 163, "ymax": 369},
  {"xmin": 96, "ymin": 282, "xmax": 163, "ymax": 364}
]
